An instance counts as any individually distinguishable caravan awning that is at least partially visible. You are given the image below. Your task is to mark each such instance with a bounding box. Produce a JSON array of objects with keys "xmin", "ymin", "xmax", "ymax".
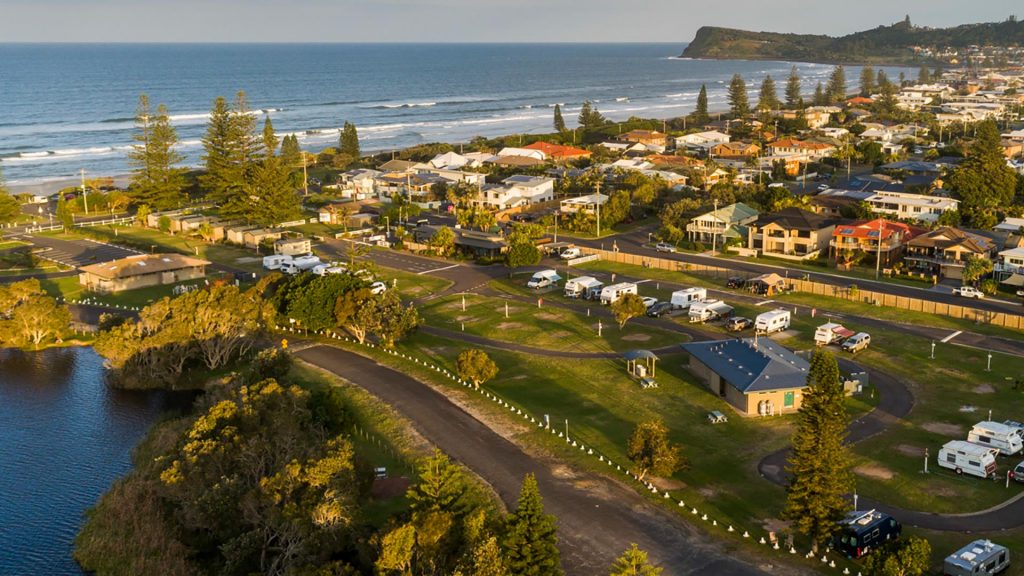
[{"xmin": 1000, "ymin": 273, "xmax": 1024, "ymax": 287}]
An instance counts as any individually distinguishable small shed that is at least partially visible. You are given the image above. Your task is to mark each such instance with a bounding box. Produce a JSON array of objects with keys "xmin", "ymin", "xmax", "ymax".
[{"xmin": 623, "ymin": 349, "xmax": 659, "ymax": 378}]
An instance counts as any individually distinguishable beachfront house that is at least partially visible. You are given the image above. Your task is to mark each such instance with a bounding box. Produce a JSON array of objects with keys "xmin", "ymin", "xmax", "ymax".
[
  {"xmin": 477, "ymin": 175, "xmax": 555, "ymax": 210},
  {"xmin": 685, "ymin": 202, "xmax": 758, "ymax": 246},
  {"xmin": 830, "ymin": 219, "xmax": 920, "ymax": 270},
  {"xmin": 560, "ymin": 192, "xmax": 608, "ymax": 215}
]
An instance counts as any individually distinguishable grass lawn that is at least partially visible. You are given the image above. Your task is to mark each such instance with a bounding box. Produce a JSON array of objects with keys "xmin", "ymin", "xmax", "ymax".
[
  {"xmin": 38, "ymin": 274, "xmax": 249, "ymax": 309},
  {"xmin": 47, "ymin": 227, "xmax": 265, "ymax": 273},
  {"xmin": 419, "ymin": 291, "xmax": 682, "ymax": 354},
  {"xmin": 375, "ymin": 266, "xmax": 453, "ymax": 300}
]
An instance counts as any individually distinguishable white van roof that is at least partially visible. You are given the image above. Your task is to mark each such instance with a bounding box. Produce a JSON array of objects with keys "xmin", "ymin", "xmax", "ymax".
[
  {"xmin": 567, "ymin": 276, "xmax": 602, "ymax": 288},
  {"xmin": 673, "ymin": 287, "xmax": 704, "ymax": 295},
  {"xmin": 972, "ymin": 421, "xmax": 1018, "ymax": 435},
  {"xmin": 603, "ymin": 282, "xmax": 636, "ymax": 292}
]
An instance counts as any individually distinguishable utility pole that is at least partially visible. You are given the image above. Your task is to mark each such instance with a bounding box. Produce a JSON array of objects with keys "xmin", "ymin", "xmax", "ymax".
[
  {"xmin": 80, "ymin": 168, "xmax": 89, "ymax": 215},
  {"xmin": 875, "ymin": 217, "xmax": 884, "ymax": 280},
  {"xmin": 301, "ymin": 152, "xmax": 309, "ymax": 197},
  {"xmin": 712, "ymin": 198, "xmax": 719, "ymax": 255},
  {"xmin": 594, "ymin": 180, "xmax": 601, "ymax": 238}
]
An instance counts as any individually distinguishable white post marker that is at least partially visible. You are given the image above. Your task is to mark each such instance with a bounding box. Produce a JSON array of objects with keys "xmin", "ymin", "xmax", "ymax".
[
  {"xmin": 924, "ymin": 448, "xmax": 929, "ymax": 474},
  {"xmin": 598, "ymin": 319, "xmax": 603, "ymax": 337},
  {"xmin": 987, "ymin": 352, "xmax": 993, "ymax": 372}
]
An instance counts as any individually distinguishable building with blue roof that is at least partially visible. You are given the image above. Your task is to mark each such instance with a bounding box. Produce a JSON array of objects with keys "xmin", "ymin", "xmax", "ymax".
[{"xmin": 681, "ymin": 338, "xmax": 809, "ymax": 416}]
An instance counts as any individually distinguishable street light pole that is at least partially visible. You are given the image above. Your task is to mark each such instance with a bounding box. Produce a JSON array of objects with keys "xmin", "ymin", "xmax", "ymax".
[
  {"xmin": 875, "ymin": 218, "xmax": 884, "ymax": 280},
  {"xmin": 80, "ymin": 168, "xmax": 89, "ymax": 215},
  {"xmin": 711, "ymin": 198, "xmax": 719, "ymax": 256}
]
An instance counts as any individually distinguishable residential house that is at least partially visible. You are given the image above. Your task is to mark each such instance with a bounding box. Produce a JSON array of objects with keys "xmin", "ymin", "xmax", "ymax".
[
  {"xmin": 617, "ymin": 129, "xmax": 668, "ymax": 147},
  {"xmin": 1003, "ymin": 140, "xmax": 1023, "ymax": 159},
  {"xmin": 829, "ymin": 219, "xmax": 920, "ymax": 269},
  {"xmin": 865, "ymin": 190, "xmax": 959, "ymax": 223},
  {"xmin": 674, "ymin": 130, "xmax": 730, "ymax": 152},
  {"xmin": 375, "ymin": 172, "xmax": 450, "ymax": 203},
  {"xmin": 709, "ymin": 141, "xmax": 760, "ymax": 159},
  {"xmin": 681, "ymin": 339, "xmax": 809, "ymax": 416},
  {"xmin": 275, "ymin": 237, "xmax": 312, "ymax": 256},
  {"xmin": 413, "ymin": 225, "xmax": 508, "ymax": 259},
  {"xmin": 243, "ymin": 228, "xmax": 282, "ymax": 249},
  {"xmin": 685, "ymin": 202, "xmax": 759, "ymax": 246},
  {"xmin": 647, "ymin": 154, "xmax": 706, "ymax": 171},
  {"xmin": 996, "ymin": 247, "xmax": 1024, "ymax": 286},
  {"xmin": 225, "ymin": 225, "xmax": 259, "ymax": 245},
  {"xmin": 477, "ymin": 175, "xmax": 555, "ymax": 210},
  {"xmin": 79, "ymin": 254, "xmax": 210, "ymax": 294},
  {"xmin": 495, "ymin": 147, "xmax": 547, "ymax": 162},
  {"xmin": 428, "ymin": 152, "xmax": 483, "ymax": 170},
  {"xmin": 766, "ymin": 139, "xmax": 836, "ymax": 160},
  {"xmin": 995, "ymin": 217, "xmax": 1024, "ymax": 235},
  {"xmin": 560, "ymin": 193, "xmax": 608, "ymax": 214},
  {"xmin": 336, "ymin": 168, "xmax": 381, "ymax": 199},
  {"xmin": 747, "ymin": 208, "xmax": 836, "ymax": 261},
  {"xmin": 522, "ymin": 141, "xmax": 591, "ymax": 162},
  {"xmin": 903, "ymin": 227, "xmax": 996, "ymax": 280}
]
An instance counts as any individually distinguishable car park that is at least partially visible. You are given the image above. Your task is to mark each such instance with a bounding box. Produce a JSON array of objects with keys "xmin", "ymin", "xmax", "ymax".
[
  {"xmin": 655, "ymin": 242, "xmax": 676, "ymax": 253},
  {"xmin": 726, "ymin": 317, "xmax": 753, "ymax": 332}
]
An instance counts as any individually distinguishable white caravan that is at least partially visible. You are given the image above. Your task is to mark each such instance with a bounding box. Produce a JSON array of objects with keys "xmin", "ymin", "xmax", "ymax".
[
  {"xmin": 688, "ymin": 300, "xmax": 733, "ymax": 324},
  {"xmin": 944, "ymin": 540, "xmax": 1010, "ymax": 576},
  {"xmin": 968, "ymin": 421, "xmax": 1024, "ymax": 456},
  {"xmin": 670, "ymin": 287, "xmax": 707, "ymax": 310},
  {"xmin": 564, "ymin": 276, "xmax": 603, "ymax": 299},
  {"xmin": 814, "ymin": 322, "xmax": 854, "ymax": 346},
  {"xmin": 938, "ymin": 440, "xmax": 998, "ymax": 479},
  {"xmin": 600, "ymin": 282, "xmax": 638, "ymax": 305},
  {"xmin": 281, "ymin": 254, "xmax": 323, "ymax": 275},
  {"xmin": 262, "ymin": 254, "xmax": 293, "ymax": 270},
  {"xmin": 755, "ymin": 309, "xmax": 791, "ymax": 334}
]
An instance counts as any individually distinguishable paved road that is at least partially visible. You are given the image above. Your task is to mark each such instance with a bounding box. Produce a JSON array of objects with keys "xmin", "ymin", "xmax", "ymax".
[
  {"xmin": 23, "ymin": 234, "xmax": 142, "ymax": 268},
  {"xmin": 297, "ymin": 345, "xmax": 784, "ymax": 576}
]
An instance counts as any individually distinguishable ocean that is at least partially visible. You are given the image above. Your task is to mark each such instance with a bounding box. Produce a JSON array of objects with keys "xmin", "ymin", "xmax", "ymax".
[{"xmin": 0, "ymin": 43, "xmax": 909, "ymax": 185}]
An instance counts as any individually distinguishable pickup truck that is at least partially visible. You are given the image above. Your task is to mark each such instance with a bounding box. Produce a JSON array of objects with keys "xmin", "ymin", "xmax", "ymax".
[{"xmin": 953, "ymin": 286, "xmax": 984, "ymax": 299}]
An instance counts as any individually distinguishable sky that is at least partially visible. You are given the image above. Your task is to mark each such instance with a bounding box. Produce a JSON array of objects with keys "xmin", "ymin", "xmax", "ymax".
[{"xmin": 0, "ymin": 0, "xmax": 1020, "ymax": 43}]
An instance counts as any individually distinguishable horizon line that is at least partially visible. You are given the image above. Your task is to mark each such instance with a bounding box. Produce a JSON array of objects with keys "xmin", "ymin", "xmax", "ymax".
[{"xmin": 0, "ymin": 40, "xmax": 688, "ymax": 46}]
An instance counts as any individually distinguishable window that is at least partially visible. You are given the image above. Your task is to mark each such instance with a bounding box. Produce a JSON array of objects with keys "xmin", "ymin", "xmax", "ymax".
[
  {"xmin": 946, "ymin": 453, "xmax": 956, "ymax": 463},
  {"xmin": 969, "ymin": 460, "xmax": 980, "ymax": 467}
]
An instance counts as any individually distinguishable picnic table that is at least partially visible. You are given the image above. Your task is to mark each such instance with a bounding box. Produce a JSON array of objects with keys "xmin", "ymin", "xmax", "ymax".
[
  {"xmin": 707, "ymin": 410, "xmax": 728, "ymax": 424},
  {"xmin": 640, "ymin": 377, "xmax": 658, "ymax": 389}
]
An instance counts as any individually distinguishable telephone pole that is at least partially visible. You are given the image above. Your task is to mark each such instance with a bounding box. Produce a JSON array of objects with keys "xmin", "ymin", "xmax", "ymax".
[
  {"xmin": 80, "ymin": 168, "xmax": 89, "ymax": 215},
  {"xmin": 594, "ymin": 180, "xmax": 601, "ymax": 237},
  {"xmin": 875, "ymin": 218, "xmax": 884, "ymax": 280}
]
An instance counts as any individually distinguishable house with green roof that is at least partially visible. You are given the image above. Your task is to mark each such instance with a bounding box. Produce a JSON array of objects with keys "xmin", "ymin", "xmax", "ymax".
[{"xmin": 685, "ymin": 202, "xmax": 759, "ymax": 247}]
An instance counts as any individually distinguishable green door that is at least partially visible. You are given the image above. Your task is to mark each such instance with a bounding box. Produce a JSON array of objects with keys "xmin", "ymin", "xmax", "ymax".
[{"xmin": 784, "ymin": 391, "xmax": 795, "ymax": 408}]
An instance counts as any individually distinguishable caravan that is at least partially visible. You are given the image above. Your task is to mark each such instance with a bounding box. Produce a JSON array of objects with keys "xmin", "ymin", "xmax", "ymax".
[
  {"xmin": 831, "ymin": 510, "xmax": 902, "ymax": 558},
  {"xmin": 688, "ymin": 300, "xmax": 733, "ymax": 324},
  {"xmin": 600, "ymin": 282, "xmax": 638, "ymax": 305},
  {"xmin": 944, "ymin": 540, "xmax": 1010, "ymax": 576},
  {"xmin": 814, "ymin": 323, "xmax": 855, "ymax": 346},
  {"xmin": 755, "ymin": 309, "xmax": 791, "ymax": 334},
  {"xmin": 564, "ymin": 276, "xmax": 603, "ymax": 300},
  {"xmin": 968, "ymin": 421, "xmax": 1024, "ymax": 456},
  {"xmin": 281, "ymin": 254, "xmax": 323, "ymax": 275},
  {"xmin": 670, "ymin": 287, "xmax": 706, "ymax": 310},
  {"xmin": 262, "ymin": 254, "xmax": 293, "ymax": 270},
  {"xmin": 938, "ymin": 440, "xmax": 998, "ymax": 479}
]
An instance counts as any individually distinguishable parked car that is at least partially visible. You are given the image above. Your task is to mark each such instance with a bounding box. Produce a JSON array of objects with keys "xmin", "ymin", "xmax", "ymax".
[
  {"xmin": 369, "ymin": 281, "xmax": 388, "ymax": 295},
  {"xmin": 1010, "ymin": 461, "xmax": 1024, "ymax": 484},
  {"xmin": 842, "ymin": 332, "xmax": 871, "ymax": 353},
  {"xmin": 654, "ymin": 242, "xmax": 676, "ymax": 253},
  {"xmin": 726, "ymin": 316, "xmax": 753, "ymax": 332},
  {"xmin": 953, "ymin": 286, "xmax": 984, "ymax": 299},
  {"xmin": 726, "ymin": 276, "xmax": 745, "ymax": 289},
  {"xmin": 560, "ymin": 247, "xmax": 582, "ymax": 260},
  {"xmin": 646, "ymin": 302, "xmax": 673, "ymax": 317},
  {"xmin": 641, "ymin": 296, "xmax": 658, "ymax": 309}
]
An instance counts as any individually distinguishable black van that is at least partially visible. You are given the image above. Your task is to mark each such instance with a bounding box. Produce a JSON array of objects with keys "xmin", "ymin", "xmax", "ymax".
[{"xmin": 832, "ymin": 510, "xmax": 902, "ymax": 558}]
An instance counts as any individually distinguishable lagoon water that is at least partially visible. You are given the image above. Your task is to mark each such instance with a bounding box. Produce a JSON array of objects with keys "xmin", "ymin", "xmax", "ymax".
[
  {"xmin": 0, "ymin": 347, "xmax": 189, "ymax": 575},
  {"xmin": 0, "ymin": 43, "xmax": 909, "ymax": 185}
]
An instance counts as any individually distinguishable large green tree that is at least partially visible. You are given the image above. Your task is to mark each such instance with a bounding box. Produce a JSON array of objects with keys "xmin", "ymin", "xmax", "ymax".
[
  {"xmin": 783, "ymin": 349, "xmax": 853, "ymax": 549},
  {"xmin": 826, "ymin": 65, "xmax": 847, "ymax": 103},
  {"xmin": 127, "ymin": 95, "xmax": 185, "ymax": 210},
  {"xmin": 0, "ymin": 168, "xmax": 19, "ymax": 225},
  {"xmin": 863, "ymin": 536, "xmax": 932, "ymax": 576},
  {"xmin": 784, "ymin": 66, "xmax": 802, "ymax": 109},
  {"xmin": 248, "ymin": 117, "xmax": 300, "ymax": 226},
  {"xmin": 727, "ymin": 74, "xmax": 749, "ymax": 118},
  {"xmin": 406, "ymin": 449, "xmax": 469, "ymax": 517},
  {"xmin": 280, "ymin": 134, "xmax": 302, "ymax": 168},
  {"xmin": 757, "ymin": 75, "xmax": 780, "ymax": 112},
  {"xmin": 457, "ymin": 348, "xmax": 499, "ymax": 389},
  {"xmin": 949, "ymin": 120, "xmax": 1018, "ymax": 227},
  {"xmin": 626, "ymin": 419, "xmax": 682, "ymax": 481},
  {"xmin": 0, "ymin": 278, "xmax": 70, "ymax": 349},
  {"xmin": 339, "ymin": 121, "xmax": 360, "ymax": 160},
  {"xmin": 610, "ymin": 292, "xmax": 647, "ymax": 329},
  {"xmin": 578, "ymin": 100, "xmax": 606, "ymax": 132},
  {"xmin": 504, "ymin": 224, "xmax": 543, "ymax": 273},
  {"xmin": 692, "ymin": 84, "xmax": 710, "ymax": 124},
  {"xmin": 201, "ymin": 91, "xmax": 263, "ymax": 219},
  {"xmin": 859, "ymin": 66, "xmax": 876, "ymax": 97},
  {"xmin": 502, "ymin": 474, "xmax": 562, "ymax": 576},
  {"xmin": 200, "ymin": 96, "xmax": 238, "ymax": 205},
  {"xmin": 553, "ymin": 104, "xmax": 566, "ymax": 133},
  {"xmin": 609, "ymin": 544, "xmax": 661, "ymax": 576}
]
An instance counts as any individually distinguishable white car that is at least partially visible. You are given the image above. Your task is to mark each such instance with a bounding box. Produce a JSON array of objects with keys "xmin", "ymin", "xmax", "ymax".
[
  {"xmin": 654, "ymin": 242, "xmax": 676, "ymax": 253},
  {"xmin": 560, "ymin": 248, "xmax": 581, "ymax": 260},
  {"xmin": 953, "ymin": 286, "xmax": 984, "ymax": 299},
  {"xmin": 369, "ymin": 281, "xmax": 387, "ymax": 295},
  {"xmin": 641, "ymin": 296, "xmax": 658, "ymax": 309}
]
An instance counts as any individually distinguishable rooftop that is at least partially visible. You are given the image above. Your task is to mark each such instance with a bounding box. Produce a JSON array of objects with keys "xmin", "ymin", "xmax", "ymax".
[
  {"xmin": 79, "ymin": 253, "xmax": 210, "ymax": 280},
  {"xmin": 681, "ymin": 338, "xmax": 809, "ymax": 394},
  {"xmin": 755, "ymin": 207, "xmax": 833, "ymax": 231}
]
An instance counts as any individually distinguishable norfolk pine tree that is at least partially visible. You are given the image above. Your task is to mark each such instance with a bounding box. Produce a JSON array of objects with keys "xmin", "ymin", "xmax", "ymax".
[
  {"xmin": 127, "ymin": 95, "xmax": 185, "ymax": 210},
  {"xmin": 553, "ymin": 104, "xmax": 566, "ymax": 133},
  {"xmin": 609, "ymin": 544, "xmax": 661, "ymax": 576},
  {"xmin": 918, "ymin": 66, "xmax": 931, "ymax": 84},
  {"xmin": 280, "ymin": 134, "xmax": 301, "ymax": 167},
  {"xmin": 783, "ymin": 349, "xmax": 853, "ymax": 549},
  {"xmin": 502, "ymin": 474, "xmax": 562, "ymax": 576},
  {"xmin": 727, "ymin": 74, "xmax": 749, "ymax": 118},
  {"xmin": 0, "ymin": 168, "xmax": 19, "ymax": 226},
  {"xmin": 200, "ymin": 96, "xmax": 236, "ymax": 204},
  {"xmin": 248, "ymin": 117, "xmax": 300, "ymax": 226},
  {"xmin": 692, "ymin": 84, "xmax": 710, "ymax": 124},
  {"xmin": 757, "ymin": 75, "xmax": 780, "ymax": 112},
  {"xmin": 827, "ymin": 65, "xmax": 847, "ymax": 103},
  {"xmin": 859, "ymin": 66, "xmax": 875, "ymax": 97},
  {"xmin": 813, "ymin": 82, "xmax": 827, "ymax": 106},
  {"xmin": 949, "ymin": 120, "xmax": 1018, "ymax": 228},
  {"xmin": 340, "ymin": 121, "xmax": 360, "ymax": 160},
  {"xmin": 784, "ymin": 66, "xmax": 802, "ymax": 109}
]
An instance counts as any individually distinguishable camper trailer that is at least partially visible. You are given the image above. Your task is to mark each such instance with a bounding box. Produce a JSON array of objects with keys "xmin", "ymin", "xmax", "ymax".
[
  {"xmin": 688, "ymin": 300, "xmax": 733, "ymax": 324},
  {"xmin": 938, "ymin": 440, "xmax": 998, "ymax": 479},
  {"xmin": 969, "ymin": 421, "xmax": 1024, "ymax": 456},
  {"xmin": 311, "ymin": 263, "xmax": 347, "ymax": 276},
  {"xmin": 263, "ymin": 254, "xmax": 293, "ymax": 271},
  {"xmin": 526, "ymin": 270, "xmax": 561, "ymax": 289},
  {"xmin": 281, "ymin": 254, "xmax": 323, "ymax": 275},
  {"xmin": 831, "ymin": 510, "xmax": 902, "ymax": 559},
  {"xmin": 670, "ymin": 287, "xmax": 707, "ymax": 310},
  {"xmin": 755, "ymin": 309, "xmax": 791, "ymax": 334},
  {"xmin": 944, "ymin": 540, "xmax": 1010, "ymax": 576},
  {"xmin": 600, "ymin": 282, "xmax": 638, "ymax": 305},
  {"xmin": 814, "ymin": 323, "xmax": 855, "ymax": 346},
  {"xmin": 564, "ymin": 276, "xmax": 603, "ymax": 300}
]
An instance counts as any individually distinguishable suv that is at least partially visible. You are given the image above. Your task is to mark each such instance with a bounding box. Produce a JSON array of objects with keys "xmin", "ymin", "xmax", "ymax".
[
  {"xmin": 842, "ymin": 332, "xmax": 871, "ymax": 353},
  {"xmin": 726, "ymin": 317, "xmax": 753, "ymax": 332},
  {"xmin": 953, "ymin": 286, "xmax": 984, "ymax": 299},
  {"xmin": 655, "ymin": 242, "xmax": 676, "ymax": 253},
  {"xmin": 1012, "ymin": 461, "xmax": 1024, "ymax": 484},
  {"xmin": 726, "ymin": 277, "xmax": 745, "ymax": 289}
]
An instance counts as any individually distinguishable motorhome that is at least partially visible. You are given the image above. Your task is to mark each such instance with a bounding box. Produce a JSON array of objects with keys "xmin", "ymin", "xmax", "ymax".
[
  {"xmin": 755, "ymin": 309, "xmax": 791, "ymax": 334},
  {"xmin": 944, "ymin": 540, "xmax": 1010, "ymax": 576},
  {"xmin": 938, "ymin": 440, "xmax": 998, "ymax": 479},
  {"xmin": 281, "ymin": 254, "xmax": 323, "ymax": 275},
  {"xmin": 831, "ymin": 509, "xmax": 902, "ymax": 559},
  {"xmin": 600, "ymin": 282, "xmax": 638, "ymax": 305},
  {"xmin": 814, "ymin": 322, "xmax": 855, "ymax": 346},
  {"xmin": 526, "ymin": 269, "xmax": 561, "ymax": 289},
  {"xmin": 688, "ymin": 300, "xmax": 733, "ymax": 324},
  {"xmin": 968, "ymin": 421, "xmax": 1024, "ymax": 456},
  {"xmin": 564, "ymin": 276, "xmax": 603, "ymax": 299},
  {"xmin": 670, "ymin": 287, "xmax": 707, "ymax": 310},
  {"xmin": 263, "ymin": 254, "xmax": 293, "ymax": 270}
]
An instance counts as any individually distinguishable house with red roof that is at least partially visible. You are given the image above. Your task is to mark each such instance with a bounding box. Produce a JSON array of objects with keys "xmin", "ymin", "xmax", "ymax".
[
  {"xmin": 522, "ymin": 141, "xmax": 591, "ymax": 162},
  {"xmin": 829, "ymin": 219, "xmax": 923, "ymax": 269}
]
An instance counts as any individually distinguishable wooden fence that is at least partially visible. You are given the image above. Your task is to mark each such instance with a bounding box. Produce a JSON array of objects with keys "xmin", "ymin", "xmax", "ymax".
[{"xmin": 581, "ymin": 248, "xmax": 1024, "ymax": 331}]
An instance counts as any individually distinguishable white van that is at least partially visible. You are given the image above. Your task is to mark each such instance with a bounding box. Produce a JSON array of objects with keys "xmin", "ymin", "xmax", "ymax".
[
  {"xmin": 281, "ymin": 254, "xmax": 322, "ymax": 275},
  {"xmin": 600, "ymin": 282, "xmax": 638, "ymax": 305},
  {"xmin": 755, "ymin": 309, "xmax": 791, "ymax": 334},
  {"xmin": 263, "ymin": 254, "xmax": 293, "ymax": 270},
  {"xmin": 527, "ymin": 269, "xmax": 562, "ymax": 289},
  {"xmin": 670, "ymin": 287, "xmax": 707, "ymax": 310},
  {"xmin": 969, "ymin": 421, "xmax": 1024, "ymax": 456},
  {"xmin": 564, "ymin": 276, "xmax": 603, "ymax": 299},
  {"xmin": 688, "ymin": 300, "xmax": 733, "ymax": 324},
  {"xmin": 560, "ymin": 247, "xmax": 582, "ymax": 260},
  {"xmin": 938, "ymin": 440, "xmax": 998, "ymax": 479},
  {"xmin": 944, "ymin": 540, "xmax": 1010, "ymax": 576}
]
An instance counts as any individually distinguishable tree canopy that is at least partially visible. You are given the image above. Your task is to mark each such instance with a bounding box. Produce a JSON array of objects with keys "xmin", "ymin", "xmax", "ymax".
[
  {"xmin": 502, "ymin": 474, "xmax": 562, "ymax": 576},
  {"xmin": 626, "ymin": 419, "xmax": 683, "ymax": 481},
  {"xmin": 457, "ymin": 348, "xmax": 499, "ymax": 389},
  {"xmin": 727, "ymin": 74, "xmax": 750, "ymax": 118},
  {"xmin": 127, "ymin": 95, "xmax": 186, "ymax": 210},
  {"xmin": 949, "ymin": 120, "xmax": 1018, "ymax": 227}
]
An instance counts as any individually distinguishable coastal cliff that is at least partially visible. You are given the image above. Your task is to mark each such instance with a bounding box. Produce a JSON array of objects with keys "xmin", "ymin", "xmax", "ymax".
[{"xmin": 682, "ymin": 18, "xmax": 1024, "ymax": 65}]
